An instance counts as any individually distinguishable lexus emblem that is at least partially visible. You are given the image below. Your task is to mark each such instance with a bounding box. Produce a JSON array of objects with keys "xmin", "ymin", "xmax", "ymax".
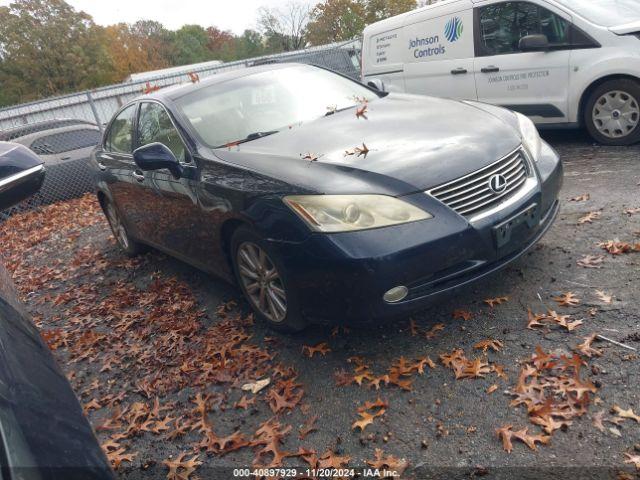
[{"xmin": 488, "ymin": 174, "xmax": 508, "ymax": 194}]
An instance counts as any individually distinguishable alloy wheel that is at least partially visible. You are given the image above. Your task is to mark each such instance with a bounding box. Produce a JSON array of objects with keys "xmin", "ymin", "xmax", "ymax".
[
  {"xmin": 105, "ymin": 202, "xmax": 130, "ymax": 250},
  {"xmin": 237, "ymin": 242, "xmax": 287, "ymax": 323},
  {"xmin": 592, "ymin": 90, "xmax": 640, "ymax": 139}
]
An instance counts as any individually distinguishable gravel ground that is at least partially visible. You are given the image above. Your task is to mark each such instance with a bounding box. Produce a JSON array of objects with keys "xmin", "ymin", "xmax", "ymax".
[{"xmin": 1, "ymin": 130, "xmax": 639, "ymax": 480}]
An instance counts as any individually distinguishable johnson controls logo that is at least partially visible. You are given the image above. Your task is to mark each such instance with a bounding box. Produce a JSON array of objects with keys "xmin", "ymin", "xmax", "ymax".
[
  {"xmin": 409, "ymin": 16, "xmax": 463, "ymax": 58},
  {"xmin": 444, "ymin": 17, "xmax": 463, "ymax": 42}
]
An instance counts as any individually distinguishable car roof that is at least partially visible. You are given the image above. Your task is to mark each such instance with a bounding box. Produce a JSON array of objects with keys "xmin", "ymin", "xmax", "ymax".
[
  {"xmin": 142, "ymin": 63, "xmax": 313, "ymax": 103},
  {"xmin": 8, "ymin": 123, "xmax": 100, "ymax": 147},
  {"xmin": 0, "ymin": 118, "xmax": 97, "ymax": 142}
]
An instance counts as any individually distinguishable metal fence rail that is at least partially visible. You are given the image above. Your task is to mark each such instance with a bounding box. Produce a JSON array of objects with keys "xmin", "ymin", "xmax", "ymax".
[
  {"xmin": 0, "ymin": 40, "xmax": 362, "ymax": 131},
  {"xmin": 0, "ymin": 40, "xmax": 362, "ymax": 220}
]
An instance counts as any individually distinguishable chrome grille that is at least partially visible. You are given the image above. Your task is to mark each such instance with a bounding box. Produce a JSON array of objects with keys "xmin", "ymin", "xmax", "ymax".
[{"xmin": 428, "ymin": 148, "xmax": 530, "ymax": 218}]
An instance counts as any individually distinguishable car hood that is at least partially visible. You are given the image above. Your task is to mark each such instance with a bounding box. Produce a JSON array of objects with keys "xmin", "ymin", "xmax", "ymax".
[
  {"xmin": 609, "ymin": 20, "xmax": 640, "ymax": 34},
  {"xmin": 209, "ymin": 94, "xmax": 522, "ymax": 196}
]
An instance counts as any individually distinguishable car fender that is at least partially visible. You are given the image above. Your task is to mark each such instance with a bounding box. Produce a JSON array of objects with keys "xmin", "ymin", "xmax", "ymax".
[{"xmin": 569, "ymin": 50, "xmax": 640, "ymax": 123}]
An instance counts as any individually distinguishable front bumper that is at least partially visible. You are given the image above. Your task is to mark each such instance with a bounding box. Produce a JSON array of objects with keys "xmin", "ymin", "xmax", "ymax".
[{"xmin": 267, "ymin": 142, "xmax": 563, "ymax": 324}]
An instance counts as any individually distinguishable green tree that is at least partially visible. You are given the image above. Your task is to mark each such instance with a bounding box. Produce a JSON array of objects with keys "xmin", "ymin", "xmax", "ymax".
[
  {"xmin": 0, "ymin": 0, "xmax": 112, "ymax": 106},
  {"xmin": 306, "ymin": 0, "xmax": 366, "ymax": 45},
  {"xmin": 234, "ymin": 29, "xmax": 266, "ymax": 59},
  {"xmin": 170, "ymin": 24, "xmax": 212, "ymax": 66}
]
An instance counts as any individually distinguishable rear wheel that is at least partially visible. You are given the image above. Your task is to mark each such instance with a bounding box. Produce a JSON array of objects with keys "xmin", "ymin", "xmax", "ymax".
[
  {"xmin": 231, "ymin": 226, "xmax": 306, "ymax": 332},
  {"xmin": 102, "ymin": 198, "xmax": 144, "ymax": 256},
  {"xmin": 584, "ymin": 79, "xmax": 640, "ymax": 146}
]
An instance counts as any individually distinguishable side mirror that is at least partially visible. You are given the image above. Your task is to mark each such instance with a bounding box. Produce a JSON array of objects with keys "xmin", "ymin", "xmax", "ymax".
[
  {"xmin": 0, "ymin": 142, "xmax": 45, "ymax": 211},
  {"xmin": 367, "ymin": 79, "xmax": 386, "ymax": 92},
  {"xmin": 519, "ymin": 34, "xmax": 550, "ymax": 52},
  {"xmin": 133, "ymin": 142, "xmax": 183, "ymax": 179}
]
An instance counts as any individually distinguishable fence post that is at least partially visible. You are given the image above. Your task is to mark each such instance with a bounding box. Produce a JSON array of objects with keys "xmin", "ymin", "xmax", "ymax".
[{"xmin": 86, "ymin": 91, "xmax": 103, "ymax": 133}]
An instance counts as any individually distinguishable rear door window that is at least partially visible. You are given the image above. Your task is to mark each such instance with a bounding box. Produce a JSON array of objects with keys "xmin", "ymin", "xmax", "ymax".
[{"xmin": 30, "ymin": 129, "xmax": 102, "ymax": 155}]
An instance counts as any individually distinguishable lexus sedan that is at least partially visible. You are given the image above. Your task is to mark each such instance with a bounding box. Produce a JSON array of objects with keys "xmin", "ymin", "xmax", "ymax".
[{"xmin": 92, "ymin": 64, "xmax": 562, "ymax": 331}]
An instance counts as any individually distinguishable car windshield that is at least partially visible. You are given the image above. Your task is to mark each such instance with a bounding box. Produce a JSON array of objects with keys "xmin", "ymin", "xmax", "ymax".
[
  {"xmin": 174, "ymin": 65, "xmax": 378, "ymax": 148},
  {"xmin": 554, "ymin": 0, "xmax": 640, "ymax": 27}
]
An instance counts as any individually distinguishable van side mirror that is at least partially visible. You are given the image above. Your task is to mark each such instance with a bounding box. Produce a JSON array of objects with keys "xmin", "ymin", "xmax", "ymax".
[
  {"xmin": 367, "ymin": 79, "xmax": 386, "ymax": 92},
  {"xmin": 0, "ymin": 142, "xmax": 45, "ymax": 211},
  {"xmin": 519, "ymin": 34, "xmax": 550, "ymax": 52},
  {"xmin": 133, "ymin": 142, "xmax": 183, "ymax": 179}
]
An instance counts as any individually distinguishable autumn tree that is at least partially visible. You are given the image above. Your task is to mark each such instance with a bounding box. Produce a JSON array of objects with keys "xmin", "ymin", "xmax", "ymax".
[
  {"xmin": 103, "ymin": 22, "xmax": 171, "ymax": 82},
  {"xmin": 365, "ymin": 0, "xmax": 417, "ymax": 22},
  {"xmin": 206, "ymin": 26, "xmax": 237, "ymax": 62},
  {"xmin": 0, "ymin": 0, "xmax": 112, "ymax": 106},
  {"xmin": 131, "ymin": 20, "xmax": 175, "ymax": 65},
  {"xmin": 257, "ymin": 1, "xmax": 310, "ymax": 52},
  {"xmin": 306, "ymin": 0, "xmax": 367, "ymax": 45},
  {"xmin": 306, "ymin": 0, "xmax": 417, "ymax": 45}
]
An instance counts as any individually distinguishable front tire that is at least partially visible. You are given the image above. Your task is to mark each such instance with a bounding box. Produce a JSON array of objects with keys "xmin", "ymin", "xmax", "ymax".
[
  {"xmin": 584, "ymin": 79, "xmax": 640, "ymax": 146},
  {"xmin": 230, "ymin": 226, "xmax": 307, "ymax": 332},
  {"xmin": 102, "ymin": 198, "xmax": 144, "ymax": 257}
]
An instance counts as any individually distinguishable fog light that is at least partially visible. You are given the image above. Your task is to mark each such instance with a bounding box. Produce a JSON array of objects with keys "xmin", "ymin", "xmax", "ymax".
[{"xmin": 383, "ymin": 286, "xmax": 408, "ymax": 303}]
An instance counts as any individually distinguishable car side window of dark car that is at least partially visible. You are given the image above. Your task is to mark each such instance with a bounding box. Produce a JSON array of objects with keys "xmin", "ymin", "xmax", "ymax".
[
  {"xmin": 137, "ymin": 102, "xmax": 187, "ymax": 163},
  {"xmin": 30, "ymin": 129, "xmax": 102, "ymax": 155},
  {"xmin": 477, "ymin": 1, "xmax": 569, "ymax": 56},
  {"xmin": 105, "ymin": 104, "xmax": 136, "ymax": 155}
]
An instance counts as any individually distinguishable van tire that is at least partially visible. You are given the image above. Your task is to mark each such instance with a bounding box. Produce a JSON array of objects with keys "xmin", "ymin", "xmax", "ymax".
[{"xmin": 584, "ymin": 79, "xmax": 640, "ymax": 146}]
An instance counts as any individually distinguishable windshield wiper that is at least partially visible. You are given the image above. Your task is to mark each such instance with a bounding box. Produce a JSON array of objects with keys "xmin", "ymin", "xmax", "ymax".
[
  {"xmin": 324, "ymin": 105, "xmax": 355, "ymax": 117},
  {"xmin": 218, "ymin": 130, "xmax": 279, "ymax": 148}
]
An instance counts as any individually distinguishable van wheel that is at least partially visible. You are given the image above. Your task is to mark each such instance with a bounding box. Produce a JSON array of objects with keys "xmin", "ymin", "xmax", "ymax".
[
  {"xmin": 230, "ymin": 226, "xmax": 307, "ymax": 332},
  {"xmin": 584, "ymin": 79, "xmax": 640, "ymax": 146},
  {"xmin": 102, "ymin": 198, "xmax": 145, "ymax": 256}
]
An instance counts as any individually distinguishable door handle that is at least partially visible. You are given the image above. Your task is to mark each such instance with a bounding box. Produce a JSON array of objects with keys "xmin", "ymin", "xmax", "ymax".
[
  {"xmin": 97, "ymin": 162, "xmax": 107, "ymax": 171},
  {"xmin": 481, "ymin": 66, "xmax": 500, "ymax": 73},
  {"xmin": 132, "ymin": 170, "xmax": 145, "ymax": 182},
  {"xmin": 451, "ymin": 68, "xmax": 468, "ymax": 75}
]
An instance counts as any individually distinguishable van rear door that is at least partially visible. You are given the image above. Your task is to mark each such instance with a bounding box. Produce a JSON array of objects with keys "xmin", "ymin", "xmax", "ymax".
[
  {"xmin": 473, "ymin": 0, "xmax": 571, "ymax": 123},
  {"xmin": 402, "ymin": 5, "xmax": 477, "ymax": 100}
]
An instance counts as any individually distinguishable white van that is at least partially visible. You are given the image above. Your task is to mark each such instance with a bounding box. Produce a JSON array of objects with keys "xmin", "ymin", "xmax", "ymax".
[{"xmin": 362, "ymin": 0, "xmax": 640, "ymax": 145}]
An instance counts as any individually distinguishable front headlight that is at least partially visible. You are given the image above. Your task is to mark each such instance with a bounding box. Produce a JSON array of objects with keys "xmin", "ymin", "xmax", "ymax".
[
  {"xmin": 515, "ymin": 112, "xmax": 542, "ymax": 162},
  {"xmin": 283, "ymin": 195, "xmax": 432, "ymax": 233}
]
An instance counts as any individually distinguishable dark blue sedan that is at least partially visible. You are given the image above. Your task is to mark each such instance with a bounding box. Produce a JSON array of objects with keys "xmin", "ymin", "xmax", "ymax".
[{"xmin": 93, "ymin": 64, "xmax": 562, "ymax": 331}]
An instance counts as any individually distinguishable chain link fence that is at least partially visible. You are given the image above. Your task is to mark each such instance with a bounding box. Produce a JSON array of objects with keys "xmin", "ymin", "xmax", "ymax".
[{"xmin": 0, "ymin": 39, "xmax": 362, "ymax": 220}]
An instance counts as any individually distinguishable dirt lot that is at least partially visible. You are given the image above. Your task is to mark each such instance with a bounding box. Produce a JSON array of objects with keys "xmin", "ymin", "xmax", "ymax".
[{"xmin": 1, "ymin": 130, "xmax": 639, "ymax": 480}]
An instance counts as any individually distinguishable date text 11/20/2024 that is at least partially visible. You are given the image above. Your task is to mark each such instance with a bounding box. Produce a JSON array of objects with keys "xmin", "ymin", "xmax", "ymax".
[{"xmin": 233, "ymin": 468, "xmax": 403, "ymax": 478}]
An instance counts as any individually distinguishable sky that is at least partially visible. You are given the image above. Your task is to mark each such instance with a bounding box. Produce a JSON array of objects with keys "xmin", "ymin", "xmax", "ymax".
[{"xmin": 0, "ymin": 0, "xmax": 307, "ymax": 34}]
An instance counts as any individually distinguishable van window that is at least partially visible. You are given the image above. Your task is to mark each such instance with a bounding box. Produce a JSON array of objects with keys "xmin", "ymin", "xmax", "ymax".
[{"xmin": 477, "ymin": 2, "xmax": 569, "ymax": 56}]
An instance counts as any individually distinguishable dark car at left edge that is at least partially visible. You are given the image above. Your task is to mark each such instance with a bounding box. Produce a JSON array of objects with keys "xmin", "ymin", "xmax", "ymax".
[{"xmin": 0, "ymin": 141, "xmax": 114, "ymax": 480}]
